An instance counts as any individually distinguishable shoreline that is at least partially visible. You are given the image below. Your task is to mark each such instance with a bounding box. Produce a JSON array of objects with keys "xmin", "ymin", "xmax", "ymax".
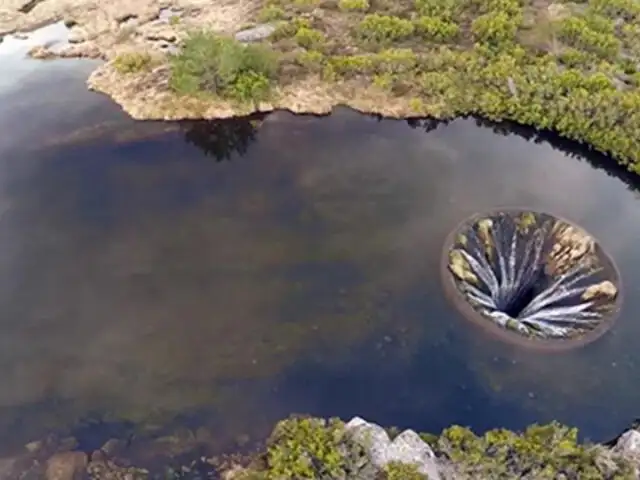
[
  {"xmin": 2, "ymin": 415, "xmax": 639, "ymax": 479},
  {"xmin": 1, "ymin": 0, "xmax": 639, "ymax": 172}
]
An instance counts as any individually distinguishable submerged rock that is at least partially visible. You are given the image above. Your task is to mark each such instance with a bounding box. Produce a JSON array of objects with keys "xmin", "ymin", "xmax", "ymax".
[{"xmin": 45, "ymin": 451, "xmax": 87, "ymax": 480}]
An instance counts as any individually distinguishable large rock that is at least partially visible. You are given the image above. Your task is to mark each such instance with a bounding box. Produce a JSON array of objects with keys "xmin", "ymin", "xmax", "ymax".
[
  {"xmin": 615, "ymin": 430, "xmax": 640, "ymax": 472},
  {"xmin": 234, "ymin": 23, "xmax": 275, "ymax": 43},
  {"xmin": 345, "ymin": 417, "xmax": 443, "ymax": 479},
  {"xmin": 45, "ymin": 452, "xmax": 87, "ymax": 480}
]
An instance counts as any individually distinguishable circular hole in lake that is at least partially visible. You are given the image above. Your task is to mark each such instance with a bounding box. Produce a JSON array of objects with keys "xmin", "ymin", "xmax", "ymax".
[{"xmin": 442, "ymin": 209, "xmax": 621, "ymax": 350}]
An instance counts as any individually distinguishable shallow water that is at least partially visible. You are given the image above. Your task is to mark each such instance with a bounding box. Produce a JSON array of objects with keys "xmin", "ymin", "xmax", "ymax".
[{"xmin": 1, "ymin": 37, "xmax": 640, "ymax": 463}]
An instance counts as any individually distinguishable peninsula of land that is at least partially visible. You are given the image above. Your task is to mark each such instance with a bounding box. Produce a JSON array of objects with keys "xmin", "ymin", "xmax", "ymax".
[{"xmin": 1, "ymin": 0, "xmax": 639, "ymax": 169}]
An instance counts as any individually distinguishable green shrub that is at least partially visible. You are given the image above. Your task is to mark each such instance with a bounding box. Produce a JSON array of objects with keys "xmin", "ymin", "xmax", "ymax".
[
  {"xmin": 295, "ymin": 49, "xmax": 325, "ymax": 70},
  {"xmin": 112, "ymin": 51, "xmax": 155, "ymax": 74},
  {"xmin": 435, "ymin": 423, "xmax": 635, "ymax": 478},
  {"xmin": 414, "ymin": 0, "xmax": 461, "ymax": 20},
  {"xmin": 557, "ymin": 47, "xmax": 596, "ymax": 68},
  {"xmin": 294, "ymin": 27, "xmax": 325, "ymax": 49},
  {"xmin": 169, "ymin": 31, "xmax": 278, "ymax": 103},
  {"xmin": 258, "ymin": 5, "xmax": 286, "ymax": 22},
  {"xmin": 471, "ymin": 11, "xmax": 520, "ymax": 46},
  {"xmin": 271, "ymin": 18, "xmax": 311, "ymax": 41},
  {"xmin": 413, "ymin": 16, "xmax": 460, "ymax": 42},
  {"xmin": 559, "ymin": 16, "xmax": 621, "ymax": 60},
  {"xmin": 356, "ymin": 14, "xmax": 414, "ymax": 44},
  {"xmin": 588, "ymin": 0, "xmax": 640, "ymax": 20},
  {"xmin": 265, "ymin": 417, "xmax": 347, "ymax": 479},
  {"xmin": 383, "ymin": 461, "xmax": 427, "ymax": 480},
  {"xmin": 338, "ymin": 0, "xmax": 369, "ymax": 11},
  {"xmin": 467, "ymin": 0, "xmax": 522, "ymax": 16}
]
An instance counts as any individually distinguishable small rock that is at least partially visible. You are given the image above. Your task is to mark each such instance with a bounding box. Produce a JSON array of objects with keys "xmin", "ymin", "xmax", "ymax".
[
  {"xmin": 68, "ymin": 26, "xmax": 89, "ymax": 44},
  {"xmin": 582, "ymin": 280, "xmax": 618, "ymax": 301},
  {"xmin": 101, "ymin": 438, "xmax": 125, "ymax": 456},
  {"xmin": 45, "ymin": 451, "xmax": 87, "ymax": 480},
  {"xmin": 234, "ymin": 24, "xmax": 276, "ymax": 43},
  {"xmin": 25, "ymin": 441, "xmax": 42, "ymax": 453}
]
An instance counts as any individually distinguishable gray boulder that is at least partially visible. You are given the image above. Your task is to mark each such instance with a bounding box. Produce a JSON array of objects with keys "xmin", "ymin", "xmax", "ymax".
[
  {"xmin": 234, "ymin": 24, "xmax": 276, "ymax": 43},
  {"xmin": 345, "ymin": 417, "xmax": 443, "ymax": 479}
]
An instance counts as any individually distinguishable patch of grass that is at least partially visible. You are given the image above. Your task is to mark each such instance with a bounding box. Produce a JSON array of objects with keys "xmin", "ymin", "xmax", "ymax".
[
  {"xmin": 413, "ymin": 16, "xmax": 460, "ymax": 43},
  {"xmin": 338, "ymin": 0, "xmax": 369, "ymax": 12},
  {"xmin": 355, "ymin": 14, "xmax": 415, "ymax": 44},
  {"xmin": 414, "ymin": 0, "xmax": 463, "ymax": 20},
  {"xmin": 169, "ymin": 31, "xmax": 278, "ymax": 103},
  {"xmin": 471, "ymin": 11, "xmax": 521, "ymax": 46},
  {"xmin": 258, "ymin": 5, "xmax": 286, "ymax": 22},
  {"xmin": 113, "ymin": 51, "xmax": 156, "ymax": 74},
  {"xmin": 294, "ymin": 26, "xmax": 325, "ymax": 49},
  {"xmin": 169, "ymin": 15, "xmax": 181, "ymax": 26}
]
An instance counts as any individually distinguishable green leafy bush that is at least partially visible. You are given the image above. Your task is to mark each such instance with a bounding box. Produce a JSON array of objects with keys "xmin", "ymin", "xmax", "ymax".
[
  {"xmin": 559, "ymin": 16, "xmax": 621, "ymax": 60},
  {"xmin": 338, "ymin": 0, "xmax": 369, "ymax": 11},
  {"xmin": 113, "ymin": 51, "xmax": 156, "ymax": 74},
  {"xmin": 383, "ymin": 462, "xmax": 427, "ymax": 480},
  {"xmin": 294, "ymin": 27, "xmax": 325, "ymax": 49},
  {"xmin": 258, "ymin": 5, "xmax": 286, "ymax": 22},
  {"xmin": 414, "ymin": 0, "xmax": 461, "ymax": 20},
  {"xmin": 588, "ymin": 0, "xmax": 640, "ymax": 20},
  {"xmin": 356, "ymin": 14, "xmax": 415, "ymax": 44},
  {"xmin": 413, "ymin": 16, "xmax": 460, "ymax": 42},
  {"xmin": 265, "ymin": 417, "xmax": 347, "ymax": 479},
  {"xmin": 169, "ymin": 31, "xmax": 278, "ymax": 103},
  {"xmin": 471, "ymin": 11, "xmax": 520, "ymax": 46},
  {"xmin": 435, "ymin": 423, "xmax": 635, "ymax": 478}
]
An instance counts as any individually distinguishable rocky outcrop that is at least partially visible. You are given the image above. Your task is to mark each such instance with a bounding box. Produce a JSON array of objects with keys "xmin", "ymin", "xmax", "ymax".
[{"xmin": 344, "ymin": 417, "xmax": 447, "ymax": 479}]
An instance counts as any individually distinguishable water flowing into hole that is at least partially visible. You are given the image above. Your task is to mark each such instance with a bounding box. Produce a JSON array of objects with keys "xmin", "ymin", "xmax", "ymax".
[{"xmin": 442, "ymin": 210, "xmax": 622, "ymax": 350}]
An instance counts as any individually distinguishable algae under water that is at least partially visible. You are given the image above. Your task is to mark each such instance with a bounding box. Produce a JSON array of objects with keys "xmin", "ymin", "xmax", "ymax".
[{"xmin": 1, "ymin": 45, "xmax": 640, "ymax": 462}]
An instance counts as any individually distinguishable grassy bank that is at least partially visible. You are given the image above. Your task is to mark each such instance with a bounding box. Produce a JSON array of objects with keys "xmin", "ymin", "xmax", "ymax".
[{"xmin": 111, "ymin": 0, "xmax": 640, "ymax": 172}]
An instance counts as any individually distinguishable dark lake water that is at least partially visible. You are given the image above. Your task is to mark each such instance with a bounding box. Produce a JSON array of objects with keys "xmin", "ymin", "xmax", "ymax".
[{"xmin": 2, "ymin": 29, "xmax": 640, "ymax": 464}]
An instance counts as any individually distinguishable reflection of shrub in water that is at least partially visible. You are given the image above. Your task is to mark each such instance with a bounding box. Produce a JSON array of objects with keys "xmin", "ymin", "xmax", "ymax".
[
  {"xmin": 442, "ymin": 209, "xmax": 621, "ymax": 349},
  {"xmin": 180, "ymin": 114, "xmax": 267, "ymax": 161}
]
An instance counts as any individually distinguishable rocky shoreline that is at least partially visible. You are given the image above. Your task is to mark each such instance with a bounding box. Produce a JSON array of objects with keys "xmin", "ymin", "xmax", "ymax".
[{"xmin": 2, "ymin": 415, "xmax": 640, "ymax": 479}]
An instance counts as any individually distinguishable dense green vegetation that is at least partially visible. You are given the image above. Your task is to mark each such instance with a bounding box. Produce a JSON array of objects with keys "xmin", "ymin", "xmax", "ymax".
[
  {"xmin": 163, "ymin": 0, "xmax": 640, "ymax": 172},
  {"xmin": 220, "ymin": 416, "xmax": 635, "ymax": 479}
]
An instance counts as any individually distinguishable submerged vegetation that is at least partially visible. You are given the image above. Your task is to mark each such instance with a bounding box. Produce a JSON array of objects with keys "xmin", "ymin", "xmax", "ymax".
[
  {"xmin": 443, "ymin": 210, "xmax": 620, "ymax": 348},
  {"xmin": 156, "ymin": 0, "xmax": 640, "ymax": 172}
]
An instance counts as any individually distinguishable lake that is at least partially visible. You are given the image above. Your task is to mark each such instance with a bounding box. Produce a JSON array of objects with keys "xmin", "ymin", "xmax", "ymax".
[{"xmin": 1, "ymin": 27, "xmax": 640, "ymax": 469}]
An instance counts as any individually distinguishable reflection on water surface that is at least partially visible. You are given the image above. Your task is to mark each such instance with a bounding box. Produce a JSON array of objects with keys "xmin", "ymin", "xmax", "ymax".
[{"xmin": 1, "ymin": 49, "xmax": 640, "ymax": 467}]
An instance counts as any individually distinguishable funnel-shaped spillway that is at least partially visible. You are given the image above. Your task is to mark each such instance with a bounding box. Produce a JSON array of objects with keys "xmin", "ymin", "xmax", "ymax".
[{"xmin": 442, "ymin": 210, "xmax": 621, "ymax": 348}]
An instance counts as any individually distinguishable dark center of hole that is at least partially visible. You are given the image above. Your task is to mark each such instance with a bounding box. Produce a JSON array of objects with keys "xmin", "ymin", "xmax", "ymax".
[{"xmin": 501, "ymin": 269, "xmax": 544, "ymax": 318}]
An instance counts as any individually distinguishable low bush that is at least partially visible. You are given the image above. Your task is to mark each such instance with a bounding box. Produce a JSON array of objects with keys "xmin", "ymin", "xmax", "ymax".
[
  {"xmin": 338, "ymin": 0, "xmax": 369, "ymax": 12},
  {"xmin": 169, "ymin": 31, "xmax": 278, "ymax": 103},
  {"xmin": 413, "ymin": 16, "xmax": 460, "ymax": 43},
  {"xmin": 112, "ymin": 51, "xmax": 156, "ymax": 74},
  {"xmin": 355, "ymin": 14, "xmax": 415, "ymax": 44},
  {"xmin": 559, "ymin": 16, "xmax": 621, "ymax": 60}
]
